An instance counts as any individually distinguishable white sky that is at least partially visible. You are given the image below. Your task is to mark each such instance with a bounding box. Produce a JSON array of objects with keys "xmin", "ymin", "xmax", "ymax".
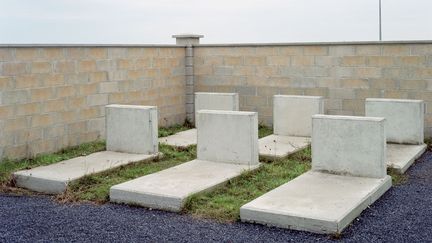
[{"xmin": 0, "ymin": 0, "xmax": 431, "ymax": 44}]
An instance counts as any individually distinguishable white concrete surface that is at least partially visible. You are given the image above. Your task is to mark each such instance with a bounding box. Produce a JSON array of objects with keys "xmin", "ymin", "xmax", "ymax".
[
  {"xmin": 111, "ymin": 110, "xmax": 260, "ymax": 211},
  {"xmin": 194, "ymin": 92, "xmax": 239, "ymax": 128},
  {"xmin": 106, "ymin": 104, "xmax": 158, "ymax": 154},
  {"xmin": 387, "ymin": 143, "xmax": 427, "ymax": 174},
  {"xmin": 110, "ymin": 160, "xmax": 260, "ymax": 212},
  {"xmin": 365, "ymin": 98, "xmax": 425, "ymax": 145},
  {"xmin": 197, "ymin": 110, "xmax": 258, "ymax": 165},
  {"xmin": 312, "ymin": 115, "xmax": 387, "ymax": 179},
  {"xmin": 160, "ymin": 92, "xmax": 239, "ymax": 148},
  {"xmin": 13, "ymin": 151, "xmax": 159, "ymax": 194},
  {"xmin": 259, "ymin": 135, "xmax": 310, "ymax": 160},
  {"xmin": 240, "ymin": 171, "xmax": 392, "ymax": 234},
  {"xmin": 158, "ymin": 128, "xmax": 197, "ymax": 148},
  {"xmin": 241, "ymin": 115, "xmax": 391, "ymax": 234},
  {"xmin": 273, "ymin": 95, "xmax": 324, "ymax": 137}
]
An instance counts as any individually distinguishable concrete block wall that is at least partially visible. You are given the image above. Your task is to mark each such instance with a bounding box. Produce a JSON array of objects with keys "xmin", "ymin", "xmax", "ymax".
[
  {"xmin": 193, "ymin": 42, "xmax": 432, "ymax": 137},
  {"xmin": 0, "ymin": 46, "xmax": 185, "ymax": 159}
]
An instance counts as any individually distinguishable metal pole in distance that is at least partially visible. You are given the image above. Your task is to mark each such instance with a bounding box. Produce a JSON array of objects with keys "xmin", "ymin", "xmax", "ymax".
[{"xmin": 379, "ymin": 0, "xmax": 382, "ymax": 41}]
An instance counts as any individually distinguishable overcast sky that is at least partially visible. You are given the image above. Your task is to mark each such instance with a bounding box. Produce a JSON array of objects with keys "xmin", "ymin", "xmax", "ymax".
[{"xmin": 0, "ymin": 0, "xmax": 431, "ymax": 44}]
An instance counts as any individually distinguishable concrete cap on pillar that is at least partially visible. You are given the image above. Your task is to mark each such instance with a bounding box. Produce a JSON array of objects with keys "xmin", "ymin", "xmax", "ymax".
[{"xmin": 172, "ymin": 34, "xmax": 204, "ymax": 45}]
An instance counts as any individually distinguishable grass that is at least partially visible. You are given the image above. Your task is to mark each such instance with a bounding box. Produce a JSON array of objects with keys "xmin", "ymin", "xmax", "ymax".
[
  {"xmin": 158, "ymin": 121, "xmax": 194, "ymax": 138},
  {"xmin": 57, "ymin": 144, "xmax": 196, "ymax": 203},
  {"xmin": 258, "ymin": 123, "xmax": 273, "ymax": 138},
  {"xmin": 184, "ymin": 147, "xmax": 311, "ymax": 222},
  {"xmin": 0, "ymin": 141, "xmax": 106, "ymax": 190}
]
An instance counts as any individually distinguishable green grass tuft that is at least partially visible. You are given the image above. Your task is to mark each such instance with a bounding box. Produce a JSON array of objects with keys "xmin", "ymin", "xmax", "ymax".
[
  {"xmin": 183, "ymin": 147, "xmax": 311, "ymax": 222},
  {"xmin": 258, "ymin": 123, "xmax": 273, "ymax": 138},
  {"xmin": 58, "ymin": 144, "xmax": 196, "ymax": 203},
  {"xmin": 158, "ymin": 121, "xmax": 194, "ymax": 138}
]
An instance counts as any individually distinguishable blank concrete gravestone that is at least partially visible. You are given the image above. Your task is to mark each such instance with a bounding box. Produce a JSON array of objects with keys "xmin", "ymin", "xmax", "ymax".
[
  {"xmin": 110, "ymin": 110, "xmax": 259, "ymax": 212},
  {"xmin": 159, "ymin": 92, "xmax": 239, "ymax": 148},
  {"xmin": 241, "ymin": 115, "xmax": 391, "ymax": 234},
  {"xmin": 365, "ymin": 98, "xmax": 427, "ymax": 174},
  {"xmin": 13, "ymin": 105, "xmax": 160, "ymax": 194},
  {"xmin": 259, "ymin": 95, "xmax": 324, "ymax": 160}
]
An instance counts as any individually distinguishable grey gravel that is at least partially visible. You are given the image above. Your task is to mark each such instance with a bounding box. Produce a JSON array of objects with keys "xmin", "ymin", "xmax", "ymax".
[{"xmin": 1, "ymin": 151, "xmax": 432, "ymax": 242}]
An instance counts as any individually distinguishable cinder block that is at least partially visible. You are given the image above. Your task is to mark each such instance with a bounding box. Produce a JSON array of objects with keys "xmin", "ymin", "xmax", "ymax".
[
  {"xmin": 194, "ymin": 92, "xmax": 239, "ymax": 126},
  {"xmin": 365, "ymin": 98, "xmax": 425, "ymax": 144},
  {"xmin": 273, "ymin": 95, "xmax": 324, "ymax": 137},
  {"xmin": 197, "ymin": 110, "xmax": 258, "ymax": 165},
  {"xmin": 312, "ymin": 115, "xmax": 386, "ymax": 178},
  {"xmin": 106, "ymin": 104, "xmax": 158, "ymax": 154}
]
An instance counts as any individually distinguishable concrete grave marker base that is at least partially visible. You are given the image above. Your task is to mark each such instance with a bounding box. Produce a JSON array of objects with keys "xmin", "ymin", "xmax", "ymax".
[
  {"xmin": 110, "ymin": 160, "xmax": 259, "ymax": 212},
  {"xmin": 111, "ymin": 110, "xmax": 259, "ymax": 212},
  {"xmin": 159, "ymin": 128, "xmax": 197, "ymax": 148},
  {"xmin": 240, "ymin": 171, "xmax": 391, "ymax": 234},
  {"xmin": 14, "ymin": 151, "xmax": 160, "ymax": 194},
  {"xmin": 259, "ymin": 135, "xmax": 310, "ymax": 160},
  {"xmin": 387, "ymin": 143, "xmax": 427, "ymax": 174}
]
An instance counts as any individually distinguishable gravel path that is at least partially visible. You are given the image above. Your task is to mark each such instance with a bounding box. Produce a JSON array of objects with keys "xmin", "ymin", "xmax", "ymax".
[{"xmin": 1, "ymin": 151, "xmax": 432, "ymax": 242}]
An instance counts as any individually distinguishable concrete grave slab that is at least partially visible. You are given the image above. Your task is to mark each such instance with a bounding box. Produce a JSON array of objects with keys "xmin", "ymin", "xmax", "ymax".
[
  {"xmin": 259, "ymin": 135, "xmax": 310, "ymax": 160},
  {"xmin": 365, "ymin": 98, "xmax": 426, "ymax": 173},
  {"xmin": 110, "ymin": 110, "xmax": 260, "ymax": 212},
  {"xmin": 111, "ymin": 160, "xmax": 259, "ymax": 212},
  {"xmin": 14, "ymin": 105, "xmax": 160, "ymax": 194},
  {"xmin": 387, "ymin": 143, "xmax": 427, "ymax": 174},
  {"xmin": 259, "ymin": 95, "xmax": 323, "ymax": 160},
  {"xmin": 241, "ymin": 115, "xmax": 391, "ymax": 234},
  {"xmin": 158, "ymin": 128, "xmax": 197, "ymax": 149},
  {"xmin": 241, "ymin": 171, "xmax": 391, "ymax": 234},
  {"xmin": 160, "ymin": 92, "xmax": 239, "ymax": 148},
  {"xmin": 14, "ymin": 151, "xmax": 158, "ymax": 194}
]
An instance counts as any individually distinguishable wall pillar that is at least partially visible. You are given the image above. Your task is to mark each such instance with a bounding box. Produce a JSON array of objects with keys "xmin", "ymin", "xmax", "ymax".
[{"xmin": 172, "ymin": 34, "xmax": 204, "ymax": 124}]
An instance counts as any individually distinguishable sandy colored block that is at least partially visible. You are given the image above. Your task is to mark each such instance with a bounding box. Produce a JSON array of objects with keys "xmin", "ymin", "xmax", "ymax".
[
  {"xmin": 387, "ymin": 143, "xmax": 426, "ymax": 174},
  {"xmin": 365, "ymin": 98, "xmax": 425, "ymax": 145},
  {"xmin": 259, "ymin": 135, "xmax": 310, "ymax": 160},
  {"xmin": 197, "ymin": 110, "xmax": 258, "ymax": 165},
  {"xmin": 110, "ymin": 160, "xmax": 259, "ymax": 212},
  {"xmin": 106, "ymin": 105, "xmax": 158, "ymax": 154},
  {"xmin": 273, "ymin": 95, "xmax": 324, "ymax": 137},
  {"xmin": 13, "ymin": 151, "xmax": 158, "ymax": 194},
  {"xmin": 159, "ymin": 128, "xmax": 197, "ymax": 148},
  {"xmin": 240, "ymin": 171, "xmax": 391, "ymax": 234},
  {"xmin": 312, "ymin": 115, "xmax": 386, "ymax": 178},
  {"xmin": 194, "ymin": 92, "xmax": 239, "ymax": 126}
]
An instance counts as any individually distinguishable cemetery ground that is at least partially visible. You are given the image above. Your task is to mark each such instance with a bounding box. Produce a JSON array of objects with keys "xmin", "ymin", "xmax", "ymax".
[{"xmin": 0, "ymin": 124, "xmax": 429, "ymax": 240}]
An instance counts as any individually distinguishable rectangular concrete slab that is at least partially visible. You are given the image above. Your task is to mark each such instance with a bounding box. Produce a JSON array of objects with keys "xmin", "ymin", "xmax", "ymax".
[
  {"xmin": 13, "ymin": 151, "xmax": 159, "ymax": 194},
  {"xmin": 240, "ymin": 171, "xmax": 392, "ymax": 234},
  {"xmin": 387, "ymin": 143, "xmax": 427, "ymax": 174},
  {"xmin": 273, "ymin": 95, "xmax": 324, "ymax": 137},
  {"xmin": 258, "ymin": 134, "xmax": 310, "ymax": 160},
  {"xmin": 312, "ymin": 115, "xmax": 386, "ymax": 178},
  {"xmin": 159, "ymin": 128, "xmax": 197, "ymax": 148},
  {"xmin": 106, "ymin": 104, "xmax": 158, "ymax": 154},
  {"xmin": 365, "ymin": 98, "xmax": 425, "ymax": 144},
  {"xmin": 110, "ymin": 160, "xmax": 260, "ymax": 212},
  {"xmin": 195, "ymin": 92, "xmax": 239, "ymax": 127},
  {"xmin": 197, "ymin": 110, "xmax": 259, "ymax": 165}
]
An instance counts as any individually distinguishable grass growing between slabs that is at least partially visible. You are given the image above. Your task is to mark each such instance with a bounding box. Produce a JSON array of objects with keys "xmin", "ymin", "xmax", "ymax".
[
  {"xmin": 184, "ymin": 147, "xmax": 312, "ymax": 222},
  {"xmin": 58, "ymin": 124, "xmax": 273, "ymax": 203},
  {"xmin": 58, "ymin": 144, "xmax": 197, "ymax": 203},
  {"xmin": 0, "ymin": 141, "xmax": 106, "ymax": 191},
  {"xmin": 158, "ymin": 121, "xmax": 193, "ymax": 137},
  {"xmin": 0, "ymin": 123, "xmax": 420, "ymax": 222}
]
